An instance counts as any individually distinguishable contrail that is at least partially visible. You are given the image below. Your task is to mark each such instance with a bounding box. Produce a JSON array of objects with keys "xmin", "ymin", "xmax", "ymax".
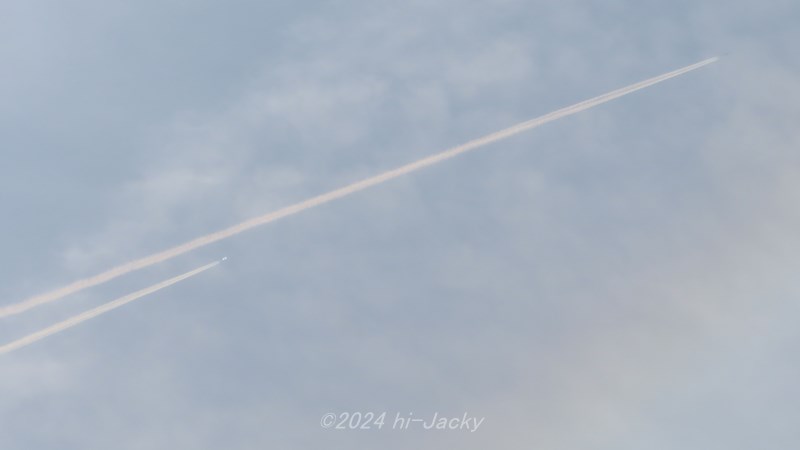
[
  {"xmin": 0, "ymin": 260, "xmax": 220, "ymax": 355},
  {"xmin": 0, "ymin": 57, "xmax": 718, "ymax": 319}
]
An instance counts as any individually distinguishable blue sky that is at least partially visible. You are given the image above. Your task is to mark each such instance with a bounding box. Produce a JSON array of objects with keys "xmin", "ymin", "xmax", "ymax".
[{"xmin": 1, "ymin": 1, "xmax": 799, "ymax": 448}]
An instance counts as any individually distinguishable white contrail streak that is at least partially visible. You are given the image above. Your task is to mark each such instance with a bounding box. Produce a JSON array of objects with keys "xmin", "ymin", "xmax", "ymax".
[
  {"xmin": 0, "ymin": 261, "xmax": 220, "ymax": 355},
  {"xmin": 0, "ymin": 57, "xmax": 718, "ymax": 319}
]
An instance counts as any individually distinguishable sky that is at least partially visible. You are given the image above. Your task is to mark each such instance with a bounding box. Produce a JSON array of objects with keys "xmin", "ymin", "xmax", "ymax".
[{"xmin": 1, "ymin": 0, "xmax": 799, "ymax": 448}]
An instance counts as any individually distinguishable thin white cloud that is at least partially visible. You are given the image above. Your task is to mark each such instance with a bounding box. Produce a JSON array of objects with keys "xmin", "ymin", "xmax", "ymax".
[
  {"xmin": 0, "ymin": 57, "xmax": 716, "ymax": 319},
  {"xmin": 0, "ymin": 261, "xmax": 220, "ymax": 355}
]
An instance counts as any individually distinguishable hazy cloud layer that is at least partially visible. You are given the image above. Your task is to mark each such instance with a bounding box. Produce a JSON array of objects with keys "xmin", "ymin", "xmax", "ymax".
[{"xmin": 1, "ymin": 1, "xmax": 799, "ymax": 449}]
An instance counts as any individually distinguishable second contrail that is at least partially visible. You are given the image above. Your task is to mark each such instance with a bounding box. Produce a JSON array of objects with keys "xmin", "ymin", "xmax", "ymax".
[
  {"xmin": 0, "ymin": 57, "xmax": 718, "ymax": 319},
  {"xmin": 0, "ymin": 260, "xmax": 220, "ymax": 355}
]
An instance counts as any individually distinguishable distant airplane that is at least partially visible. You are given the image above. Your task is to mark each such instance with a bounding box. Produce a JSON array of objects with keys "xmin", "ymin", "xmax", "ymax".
[{"xmin": 221, "ymin": 256, "xmax": 228, "ymax": 261}]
